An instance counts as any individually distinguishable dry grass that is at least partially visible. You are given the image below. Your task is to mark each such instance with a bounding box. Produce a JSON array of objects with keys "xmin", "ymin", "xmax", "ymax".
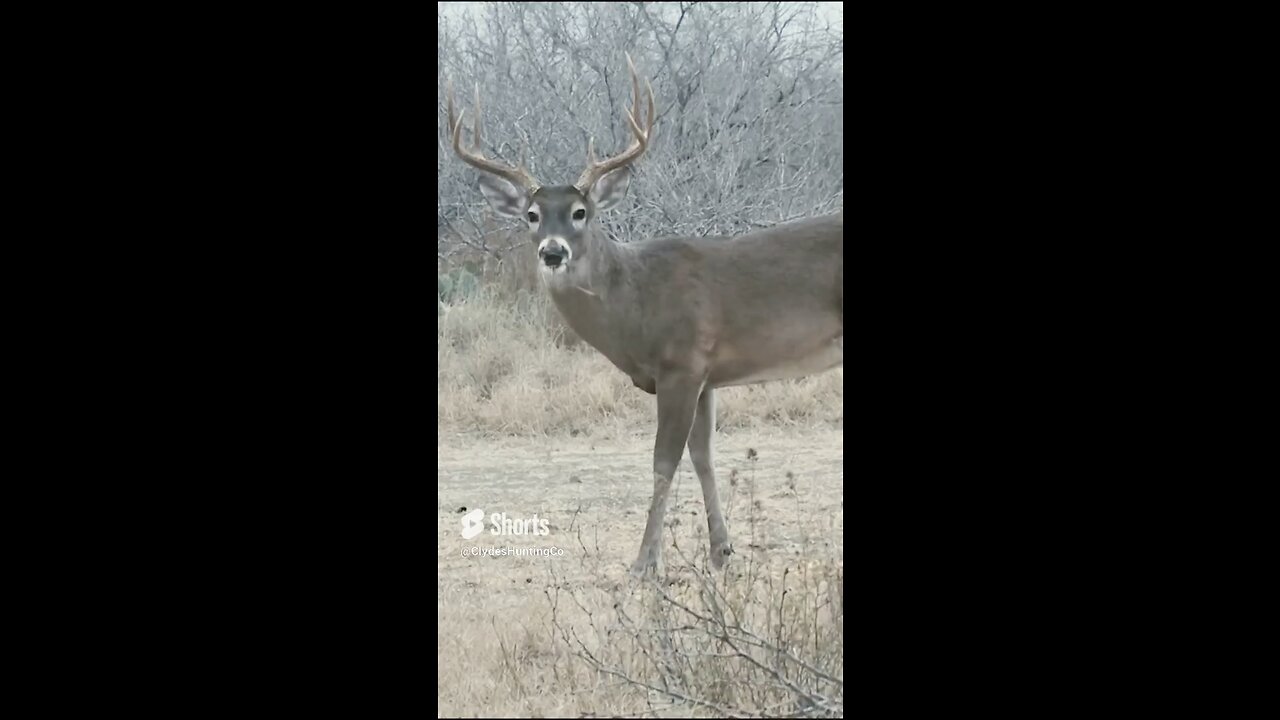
[
  {"xmin": 437, "ymin": 270, "xmax": 843, "ymax": 717},
  {"xmin": 437, "ymin": 431, "xmax": 844, "ymax": 717},
  {"xmin": 437, "ymin": 285, "xmax": 843, "ymax": 439}
]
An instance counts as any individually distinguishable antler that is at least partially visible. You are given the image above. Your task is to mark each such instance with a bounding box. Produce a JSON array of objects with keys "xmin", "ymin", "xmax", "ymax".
[
  {"xmin": 447, "ymin": 81, "xmax": 540, "ymax": 193},
  {"xmin": 575, "ymin": 53, "xmax": 656, "ymax": 193}
]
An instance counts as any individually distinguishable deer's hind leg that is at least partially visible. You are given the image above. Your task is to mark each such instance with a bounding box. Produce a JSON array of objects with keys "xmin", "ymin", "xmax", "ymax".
[{"xmin": 687, "ymin": 386, "xmax": 732, "ymax": 568}]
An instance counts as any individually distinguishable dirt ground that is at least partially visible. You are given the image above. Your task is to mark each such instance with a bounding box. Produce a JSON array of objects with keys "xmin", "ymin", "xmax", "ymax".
[{"xmin": 436, "ymin": 427, "xmax": 843, "ymax": 716}]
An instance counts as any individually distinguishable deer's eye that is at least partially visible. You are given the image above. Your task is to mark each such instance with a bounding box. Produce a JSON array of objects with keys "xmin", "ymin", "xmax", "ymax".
[
  {"xmin": 573, "ymin": 209, "xmax": 586, "ymax": 220},
  {"xmin": 527, "ymin": 211, "xmax": 540, "ymax": 223}
]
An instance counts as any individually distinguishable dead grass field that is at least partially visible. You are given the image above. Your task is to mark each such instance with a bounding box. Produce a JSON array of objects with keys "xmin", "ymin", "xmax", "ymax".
[
  {"xmin": 438, "ymin": 429, "xmax": 843, "ymax": 717},
  {"xmin": 438, "ymin": 290, "xmax": 844, "ymax": 717},
  {"xmin": 438, "ymin": 288, "xmax": 843, "ymax": 439}
]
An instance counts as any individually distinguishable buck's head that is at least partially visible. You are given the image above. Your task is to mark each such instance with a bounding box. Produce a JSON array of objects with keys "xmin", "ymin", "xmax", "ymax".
[{"xmin": 446, "ymin": 55, "xmax": 655, "ymax": 276}]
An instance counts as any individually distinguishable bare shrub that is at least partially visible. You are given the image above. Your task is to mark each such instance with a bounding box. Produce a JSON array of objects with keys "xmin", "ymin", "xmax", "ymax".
[
  {"xmin": 437, "ymin": 2, "xmax": 844, "ymax": 439},
  {"xmin": 544, "ymin": 532, "xmax": 844, "ymax": 717},
  {"xmin": 438, "ymin": 1, "xmax": 843, "ymax": 263}
]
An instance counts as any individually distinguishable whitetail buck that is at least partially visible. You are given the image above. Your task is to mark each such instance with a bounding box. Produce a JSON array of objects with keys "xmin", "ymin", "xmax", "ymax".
[{"xmin": 446, "ymin": 56, "xmax": 843, "ymax": 575}]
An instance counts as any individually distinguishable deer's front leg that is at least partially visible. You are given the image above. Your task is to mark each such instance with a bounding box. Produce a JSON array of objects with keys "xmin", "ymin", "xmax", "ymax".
[{"xmin": 632, "ymin": 373, "xmax": 703, "ymax": 576}]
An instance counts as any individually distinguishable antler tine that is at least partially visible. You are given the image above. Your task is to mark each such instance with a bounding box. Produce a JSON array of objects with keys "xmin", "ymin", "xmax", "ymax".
[
  {"xmin": 575, "ymin": 55, "xmax": 656, "ymax": 193},
  {"xmin": 645, "ymin": 78, "xmax": 655, "ymax": 134},
  {"xmin": 443, "ymin": 78, "xmax": 540, "ymax": 193},
  {"xmin": 628, "ymin": 52, "xmax": 641, "ymax": 121},
  {"xmin": 624, "ymin": 52, "xmax": 656, "ymax": 137},
  {"xmin": 447, "ymin": 79, "xmax": 459, "ymax": 135}
]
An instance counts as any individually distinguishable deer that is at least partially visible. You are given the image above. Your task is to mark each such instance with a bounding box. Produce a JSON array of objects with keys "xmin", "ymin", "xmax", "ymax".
[{"xmin": 444, "ymin": 56, "xmax": 843, "ymax": 576}]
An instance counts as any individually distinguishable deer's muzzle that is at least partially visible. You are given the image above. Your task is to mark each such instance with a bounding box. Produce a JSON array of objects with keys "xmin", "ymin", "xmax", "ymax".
[{"xmin": 538, "ymin": 238, "xmax": 570, "ymax": 269}]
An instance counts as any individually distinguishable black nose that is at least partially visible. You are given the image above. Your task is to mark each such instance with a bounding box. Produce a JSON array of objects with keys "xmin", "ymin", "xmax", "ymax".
[{"xmin": 539, "ymin": 245, "xmax": 565, "ymax": 267}]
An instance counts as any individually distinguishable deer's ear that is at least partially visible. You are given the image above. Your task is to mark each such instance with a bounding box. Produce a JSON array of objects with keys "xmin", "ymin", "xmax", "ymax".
[
  {"xmin": 590, "ymin": 167, "xmax": 632, "ymax": 211},
  {"xmin": 477, "ymin": 174, "xmax": 528, "ymax": 218}
]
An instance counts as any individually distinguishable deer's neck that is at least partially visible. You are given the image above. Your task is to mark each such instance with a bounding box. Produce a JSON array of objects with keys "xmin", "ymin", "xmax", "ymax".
[{"xmin": 544, "ymin": 231, "xmax": 641, "ymax": 375}]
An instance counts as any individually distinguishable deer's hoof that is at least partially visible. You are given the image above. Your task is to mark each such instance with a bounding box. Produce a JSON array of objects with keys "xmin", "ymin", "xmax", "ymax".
[
  {"xmin": 630, "ymin": 546, "xmax": 663, "ymax": 577},
  {"xmin": 710, "ymin": 542, "xmax": 734, "ymax": 569}
]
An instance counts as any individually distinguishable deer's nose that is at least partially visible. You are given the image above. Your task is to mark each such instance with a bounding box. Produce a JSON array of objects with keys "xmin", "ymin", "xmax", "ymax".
[{"xmin": 538, "ymin": 238, "xmax": 568, "ymax": 267}]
